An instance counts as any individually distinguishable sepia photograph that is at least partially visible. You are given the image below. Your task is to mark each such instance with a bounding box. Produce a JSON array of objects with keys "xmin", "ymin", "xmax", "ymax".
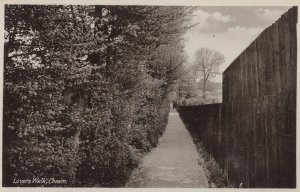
[{"xmin": 1, "ymin": 0, "xmax": 297, "ymax": 189}]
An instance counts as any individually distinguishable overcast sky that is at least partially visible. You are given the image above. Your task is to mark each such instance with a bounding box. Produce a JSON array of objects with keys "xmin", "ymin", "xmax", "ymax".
[{"xmin": 184, "ymin": 6, "xmax": 291, "ymax": 82}]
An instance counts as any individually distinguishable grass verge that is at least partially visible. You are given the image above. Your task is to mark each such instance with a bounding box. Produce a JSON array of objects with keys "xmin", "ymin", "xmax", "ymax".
[{"xmin": 186, "ymin": 126, "xmax": 228, "ymax": 188}]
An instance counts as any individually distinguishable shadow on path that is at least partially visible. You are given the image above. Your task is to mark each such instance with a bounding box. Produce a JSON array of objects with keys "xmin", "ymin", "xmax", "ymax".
[{"xmin": 126, "ymin": 112, "xmax": 208, "ymax": 188}]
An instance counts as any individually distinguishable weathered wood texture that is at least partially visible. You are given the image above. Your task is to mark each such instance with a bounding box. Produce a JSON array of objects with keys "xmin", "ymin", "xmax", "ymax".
[
  {"xmin": 178, "ymin": 104, "xmax": 223, "ymax": 166},
  {"xmin": 178, "ymin": 6, "xmax": 297, "ymax": 188}
]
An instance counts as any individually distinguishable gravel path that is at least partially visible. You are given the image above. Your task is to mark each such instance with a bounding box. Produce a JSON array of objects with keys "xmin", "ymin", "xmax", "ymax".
[{"xmin": 126, "ymin": 112, "xmax": 209, "ymax": 188}]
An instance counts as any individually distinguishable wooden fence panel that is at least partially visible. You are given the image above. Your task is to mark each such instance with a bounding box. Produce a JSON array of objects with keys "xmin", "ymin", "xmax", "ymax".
[{"xmin": 178, "ymin": 6, "xmax": 297, "ymax": 188}]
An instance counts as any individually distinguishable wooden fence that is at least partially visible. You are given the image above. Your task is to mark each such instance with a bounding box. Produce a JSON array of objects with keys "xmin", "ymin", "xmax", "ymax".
[{"xmin": 178, "ymin": 6, "xmax": 297, "ymax": 188}]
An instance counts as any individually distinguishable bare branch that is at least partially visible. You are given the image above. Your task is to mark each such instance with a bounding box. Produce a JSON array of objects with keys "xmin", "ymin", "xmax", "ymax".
[{"xmin": 192, "ymin": 47, "xmax": 224, "ymax": 98}]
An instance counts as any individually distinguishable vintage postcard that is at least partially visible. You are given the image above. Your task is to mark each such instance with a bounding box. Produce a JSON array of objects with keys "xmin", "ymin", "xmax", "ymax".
[{"xmin": 0, "ymin": 0, "xmax": 299, "ymax": 191}]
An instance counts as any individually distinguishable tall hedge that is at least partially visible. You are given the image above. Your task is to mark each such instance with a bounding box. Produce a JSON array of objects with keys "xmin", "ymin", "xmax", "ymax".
[{"xmin": 3, "ymin": 5, "xmax": 191, "ymax": 187}]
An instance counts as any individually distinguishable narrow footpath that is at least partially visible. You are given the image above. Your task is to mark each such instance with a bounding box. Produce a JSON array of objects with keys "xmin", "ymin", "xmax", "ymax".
[{"xmin": 126, "ymin": 112, "xmax": 209, "ymax": 188}]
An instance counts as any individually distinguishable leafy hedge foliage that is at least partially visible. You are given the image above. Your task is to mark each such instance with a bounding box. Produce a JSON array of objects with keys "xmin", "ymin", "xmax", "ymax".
[{"xmin": 3, "ymin": 5, "xmax": 191, "ymax": 187}]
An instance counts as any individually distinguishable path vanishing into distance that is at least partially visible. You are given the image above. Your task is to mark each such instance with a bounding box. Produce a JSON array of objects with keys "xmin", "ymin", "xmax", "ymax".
[{"xmin": 126, "ymin": 111, "xmax": 209, "ymax": 188}]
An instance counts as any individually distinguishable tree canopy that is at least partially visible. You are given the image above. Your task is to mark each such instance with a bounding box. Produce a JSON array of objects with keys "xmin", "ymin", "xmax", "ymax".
[
  {"xmin": 192, "ymin": 48, "xmax": 224, "ymax": 98},
  {"xmin": 3, "ymin": 5, "xmax": 193, "ymax": 187}
]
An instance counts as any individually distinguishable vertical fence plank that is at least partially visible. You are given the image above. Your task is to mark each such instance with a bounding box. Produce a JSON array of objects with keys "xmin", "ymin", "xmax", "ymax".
[{"xmin": 178, "ymin": 6, "xmax": 296, "ymax": 188}]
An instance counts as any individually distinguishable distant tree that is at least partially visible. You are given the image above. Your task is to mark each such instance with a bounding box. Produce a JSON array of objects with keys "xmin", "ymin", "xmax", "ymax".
[
  {"xmin": 193, "ymin": 48, "xmax": 224, "ymax": 99},
  {"xmin": 178, "ymin": 66, "xmax": 197, "ymax": 99}
]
